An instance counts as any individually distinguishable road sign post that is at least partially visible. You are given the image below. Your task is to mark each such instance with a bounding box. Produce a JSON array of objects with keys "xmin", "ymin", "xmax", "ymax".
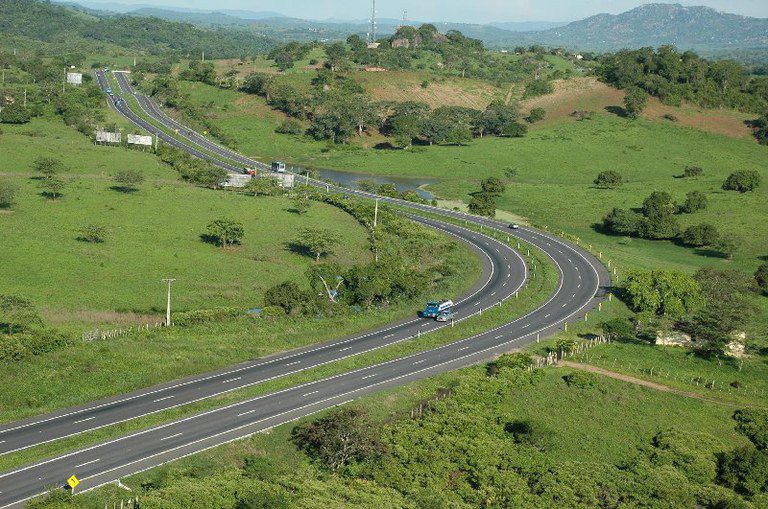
[{"xmin": 67, "ymin": 475, "xmax": 79, "ymax": 494}]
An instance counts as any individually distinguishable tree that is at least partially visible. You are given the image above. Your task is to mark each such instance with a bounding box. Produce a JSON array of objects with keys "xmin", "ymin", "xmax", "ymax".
[
  {"xmin": 305, "ymin": 263, "xmax": 344, "ymax": 302},
  {"xmin": 0, "ymin": 295, "xmax": 42, "ymax": 335},
  {"xmin": 112, "ymin": 169, "xmax": 144, "ymax": 192},
  {"xmin": 324, "ymin": 42, "xmax": 349, "ymax": 72},
  {"xmin": 77, "ymin": 224, "xmax": 107, "ymax": 243},
  {"xmin": 39, "ymin": 177, "xmax": 66, "ymax": 200},
  {"xmin": 290, "ymin": 407, "xmax": 384, "ymax": 472},
  {"xmin": 391, "ymin": 114, "xmax": 422, "ymax": 149},
  {"xmin": 264, "ymin": 281, "xmax": 309, "ymax": 315},
  {"xmin": 481, "ymin": 177, "xmax": 506, "ymax": 196},
  {"xmin": 190, "ymin": 166, "xmax": 228, "ymax": 189},
  {"xmin": 718, "ymin": 446, "xmax": 768, "ymax": 497},
  {"xmin": 593, "ymin": 171, "xmax": 623, "ymax": 189},
  {"xmin": 642, "ymin": 191, "xmax": 676, "ymax": 218},
  {"xmin": 0, "ymin": 102, "xmax": 31, "ymax": 124},
  {"xmin": 641, "ymin": 191, "xmax": 680, "ymax": 239},
  {"xmin": 297, "ymin": 228, "xmax": 340, "ymax": 262},
  {"xmin": 623, "ymin": 86, "xmax": 649, "ymax": 119},
  {"xmin": 714, "ymin": 234, "xmax": 741, "ymax": 259},
  {"xmin": 681, "ymin": 190, "xmax": 707, "ymax": 213},
  {"xmin": 680, "ymin": 224, "xmax": 719, "ymax": 247},
  {"xmin": 0, "ymin": 181, "xmax": 16, "ymax": 209},
  {"xmin": 443, "ymin": 124, "xmax": 473, "ymax": 145},
  {"xmin": 275, "ymin": 118, "xmax": 303, "ymax": 135},
  {"xmin": 33, "ymin": 157, "xmax": 63, "ymax": 178},
  {"xmin": 292, "ymin": 193, "xmax": 312, "ymax": 215},
  {"xmin": 722, "ymin": 170, "xmax": 761, "ymax": 193},
  {"xmin": 733, "ymin": 409, "xmax": 768, "ymax": 451},
  {"xmin": 526, "ymin": 107, "xmax": 546, "ymax": 123},
  {"xmin": 500, "ymin": 122, "xmax": 528, "ymax": 138},
  {"xmin": 468, "ymin": 192, "xmax": 496, "ymax": 218},
  {"xmin": 206, "ymin": 218, "xmax": 244, "ymax": 249},
  {"xmin": 684, "ymin": 268, "xmax": 756, "ymax": 355},
  {"xmin": 246, "ymin": 177, "xmax": 281, "ymax": 196},
  {"xmin": 622, "ymin": 270, "xmax": 703, "ymax": 319},
  {"xmin": 756, "ymin": 263, "xmax": 768, "ymax": 294},
  {"xmin": 602, "ymin": 208, "xmax": 645, "ymax": 236}
]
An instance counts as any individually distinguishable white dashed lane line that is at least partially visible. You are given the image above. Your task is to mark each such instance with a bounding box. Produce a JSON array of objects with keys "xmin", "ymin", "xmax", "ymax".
[
  {"xmin": 221, "ymin": 377, "xmax": 241, "ymax": 384},
  {"xmin": 286, "ymin": 361, "xmax": 301, "ymax": 367},
  {"xmin": 73, "ymin": 416, "xmax": 96, "ymax": 425},
  {"xmin": 160, "ymin": 433, "xmax": 183, "ymax": 441},
  {"xmin": 153, "ymin": 395, "xmax": 174, "ymax": 403},
  {"xmin": 302, "ymin": 391, "xmax": 319, "ymax": 397},
  {"xmin": 74, "ymin": 458, "xmax": 100, "ymax": 469}
]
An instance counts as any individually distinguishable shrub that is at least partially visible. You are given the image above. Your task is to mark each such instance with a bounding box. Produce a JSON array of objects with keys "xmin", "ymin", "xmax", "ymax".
[
  {"xmin": 663, "ymin": 113, "xmax": 678, "ymax": 122},
  {"xmin": 756, "ymin": 264, "xmax": 768, "ymax": 294},
  {"xmin": 681, "ymin": 224, "xmax": 719, "ymax": 247},
  {"xmin": 562, "ymin": 371, "xmax": 598, "ymax": 389},
  {"xmin": 0, "ymin": 181, "xmax": 17, "ymax": 209},
  {"xmin": 113, "ymin": 169, "xmax": 145, "ymax": 192},
  {"xmin": 714, "ymin": 234, "xmax": 741, "ymax": 259},
  {"xmin": 623, "ymin": 86, "xmax": 649, "ymax": 119},
  {"xmin": 275, "ymin": 118, "xmax": 304, "ymax": 135},
  {"xmin": 683, "ymin": 166, "xmax": 704, "ymax": 178},
  {"xmin": 600, "ymin": 318, "xmax": 635, "ymax": 341},
  {"xmin": 722, "ymin": 170, "xmax": 761, "ymax": 193},
  {"xmin": 570, "ymin": 110, "xmax": 594, "ymax": 121},
  {"xmin": 681, "ymin": 190, "xmax": 708, "ymax": 213},
  {"xmin": 264, "ymin": 281, "xmax": 310, "ymax": 315},
  {"xmin": 0, "ymin": 102, "xmax": 31, "ymax": 124},
  {"xmin": 593, "ymin": 170, "xmax": 623, "ymax": 189},
  {"xmin": 77, "ymin": 224, "xmax": 108, "ymax": 243},
  {"xmin": 526, "ymin": 107, "xmax": 546, "ymax": 123},
  {"xmin": 503, "ymin": 420, "xmax": 553, "ymax": 451}
]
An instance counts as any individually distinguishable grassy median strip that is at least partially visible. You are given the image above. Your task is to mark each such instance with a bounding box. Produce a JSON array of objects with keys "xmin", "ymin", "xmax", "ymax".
[{"xmin": 0, "ymin": 234, "xmax": 555, "ymax": 474}]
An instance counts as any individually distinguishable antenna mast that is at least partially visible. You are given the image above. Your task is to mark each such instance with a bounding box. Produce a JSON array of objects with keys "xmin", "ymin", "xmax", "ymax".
[{"xmin": 368, "ymin": 0, "xmax": 377, "ymax": 44}]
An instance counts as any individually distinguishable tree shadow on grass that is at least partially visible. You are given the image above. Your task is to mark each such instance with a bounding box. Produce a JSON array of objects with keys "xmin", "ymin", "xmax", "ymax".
[
  {"xmin": 605, "ymin": 105, "xmax": 628, "ymax": 118},
  {"xmin": 373, "ymin": 142, "xmax": 398, "ymax": 150},
  {"xmin": 692, "ymin": 248, "xmax": 727, "ymax": 259},
  {"xmin": 199, "ymin": 233, "xmax": 221, "ymax": 247},
  {"xmin": 109, "ymin": 185, "xmax": 139, "ymax": 194},
  {"xmin": 285, "ymin": 241, "xmax": 313, "ymax": 259}
]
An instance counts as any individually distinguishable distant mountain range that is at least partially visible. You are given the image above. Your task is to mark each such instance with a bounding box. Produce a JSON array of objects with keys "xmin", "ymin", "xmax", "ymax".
[{"xmin": 53, "ymin": 1, "xmax": 768, "ymax": 52}]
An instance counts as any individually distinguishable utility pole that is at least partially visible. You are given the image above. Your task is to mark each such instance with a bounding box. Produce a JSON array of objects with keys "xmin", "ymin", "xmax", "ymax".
[
  {"xmin": 23, "ymin": 88, "xmax": 26, "ymax": 107},
  {"xmin": 202, "ymin": 51, "xmax": 205, "ymax": 62},
  {"xmin": 162, "ymin": 279, "xmax": 176, "ymax": 326},
  {"xmin": 373, "ymin": 197, "xmax": 379, "ymax": 227}
]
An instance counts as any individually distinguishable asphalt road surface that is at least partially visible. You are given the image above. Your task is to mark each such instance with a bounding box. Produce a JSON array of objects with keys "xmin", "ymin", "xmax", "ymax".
[{"xmin": 0, "ymin": 71, "xmax": 610, "ymax": 508}]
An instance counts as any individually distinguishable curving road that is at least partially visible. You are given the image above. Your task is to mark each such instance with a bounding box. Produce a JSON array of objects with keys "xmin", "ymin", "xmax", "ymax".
[{"xmin": 0, "ymin": 71, "xmax": 610, "ymax": 508}]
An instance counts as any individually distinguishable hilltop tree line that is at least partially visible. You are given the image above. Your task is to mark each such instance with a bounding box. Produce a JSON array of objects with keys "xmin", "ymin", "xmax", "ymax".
[
  {"xmin": 597, "ymin": 46, "xmax": 768, "ymax": 142},
  {"xmin": 234, "ymin": 68, "xmax": 530, "ymax": 146}
]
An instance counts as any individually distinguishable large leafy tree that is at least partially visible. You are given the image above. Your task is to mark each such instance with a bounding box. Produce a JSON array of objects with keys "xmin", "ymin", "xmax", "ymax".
[
  {"xmin": 622, "ymin": 270, "xmax": 703, "ymax": 319},
  {"xmin": 205, "ymin": 218, "xmax": 245, "ymax": 249},
  {"xmin": 297, "ymin": 228, "xmax": 340, "ymax": 262}
]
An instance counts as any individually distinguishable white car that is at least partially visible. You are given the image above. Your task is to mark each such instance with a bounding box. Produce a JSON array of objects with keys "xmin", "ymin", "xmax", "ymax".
[{"xmin": 509, "ymin": 224, "xmax": 520, "ymax": 229}]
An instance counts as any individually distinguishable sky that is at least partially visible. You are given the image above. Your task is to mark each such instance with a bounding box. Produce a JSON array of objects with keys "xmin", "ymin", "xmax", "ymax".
[{"xmin": 84, "ymin": 0, "xmax": 768, "ymax": 23}]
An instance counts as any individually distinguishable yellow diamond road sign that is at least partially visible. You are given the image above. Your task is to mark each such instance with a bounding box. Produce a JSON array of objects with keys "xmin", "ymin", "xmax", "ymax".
[{"xmin": 67, "ymin": 475, "xmax": 79, "ymax": 489}]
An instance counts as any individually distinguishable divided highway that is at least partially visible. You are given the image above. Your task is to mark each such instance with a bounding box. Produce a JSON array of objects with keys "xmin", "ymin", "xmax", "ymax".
[{"xmin": 0, "ymin": 71, "xmax": 610, "ymax": 508}]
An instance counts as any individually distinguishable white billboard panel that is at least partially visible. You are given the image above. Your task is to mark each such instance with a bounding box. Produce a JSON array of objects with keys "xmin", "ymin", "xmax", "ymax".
[
  {"xmin": 127, "ymin": 134, "xmax": 153, "ymax": 146},
  {"xmin": 95, "ymin": 131, "xmax": 122, "ymax": 143},
  {"xmin": 66, "ymin": 72, "xmax": 83, "ymax": 85}
]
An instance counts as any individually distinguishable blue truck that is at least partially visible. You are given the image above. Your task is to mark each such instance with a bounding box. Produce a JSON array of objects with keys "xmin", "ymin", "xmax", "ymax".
[{"xmin": 422, "ymin": 300, "xmax": 454, "ymax": 319}]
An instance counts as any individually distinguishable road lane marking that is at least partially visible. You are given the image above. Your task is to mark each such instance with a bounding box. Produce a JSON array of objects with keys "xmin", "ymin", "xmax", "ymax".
[
  {"xmin": 384, "ymin": 333, "xmax": 394, "ymax": 339},
  {"xmin": 74, "ymin": 459, "xmax": 100, "ymax": 469},
  {"xmin": 490, "ymin": 292, "xmax": 496, "ymax": 297},
  {"xmin": 160, "ymin": 433, "xmax": 182, "ymax": 441},
  {"xmin": 495, "ymin": 335, "xmax": 503, "ymax": 339},
  {"xmin": 339, "ymin": 347, "xmax": 352, "ymax": 352},
  {"xmin": 286, "ymin": 361, "xmax": 301, "ymax": 366},
  {"xmin": 572, "ymin": 293, "xmax": 576, "ymax": 298},
  {"xmin": 522, "ymin": 324, "xmax": 530, "ymax": 328},
  {"xmin": 544, "ymin": 313, "xmax": 551, "ymax": 318},
  {"xmin": 302, "ymin": 391, "xmax": 319, "ymax": 397},
  {"xmin": 562, "ymin": 303, "xmax": 567, "ymax": 308},
  {"xmin": 221, "ymin": 377, "xmax": 242, "ymax": 384},
  {"xmin": 153, "ymin": 396, "xmax": 174, "ymax": 403},
  {"xmin": 413, "ymin": 359, "xmax": 426, "ymax": 365},
  {"xmin": 458, "ymin": 346, "xmax": 469, "ymax": 352},
  {"xmin": 361, "ymin": 374, "xmax": 377, "ymax": 380},
  {"xmin": 73, "ymin": 417, "xmax": 96, "ymax": 425}
]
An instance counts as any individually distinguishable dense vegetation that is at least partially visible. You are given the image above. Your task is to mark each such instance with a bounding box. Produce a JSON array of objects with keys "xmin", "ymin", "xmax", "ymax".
[
  {"xmin": 0, "ymin": 0, "xmax": 275, "ymax": 58},
  {"xmin": 598, "ymin": 46, "xmax": 768, "ymax": 142}
]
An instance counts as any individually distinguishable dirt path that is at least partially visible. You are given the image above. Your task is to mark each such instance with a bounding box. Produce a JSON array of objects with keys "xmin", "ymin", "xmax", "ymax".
[{"xmin": 559, "ymin": 361, "xmax": 754, "ymax": 408}]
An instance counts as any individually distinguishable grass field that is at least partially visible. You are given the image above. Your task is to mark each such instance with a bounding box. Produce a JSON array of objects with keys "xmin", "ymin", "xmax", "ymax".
[{"xmin": 0, "ymin": 119, "xmax": 373, "ymax": 320}]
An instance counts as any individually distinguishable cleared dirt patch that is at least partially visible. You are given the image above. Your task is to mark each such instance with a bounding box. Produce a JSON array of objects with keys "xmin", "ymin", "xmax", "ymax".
[
  {"xmin": 642, "ymin": 98, "xmax": 754, "ymax": 140},
  {"xmin": 358, "ymin": 71, "xmax": 500, "ymax": 110},
  {"xmin": 522, "ymin": 77, "xmax": 624, "ymax": 123}
]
